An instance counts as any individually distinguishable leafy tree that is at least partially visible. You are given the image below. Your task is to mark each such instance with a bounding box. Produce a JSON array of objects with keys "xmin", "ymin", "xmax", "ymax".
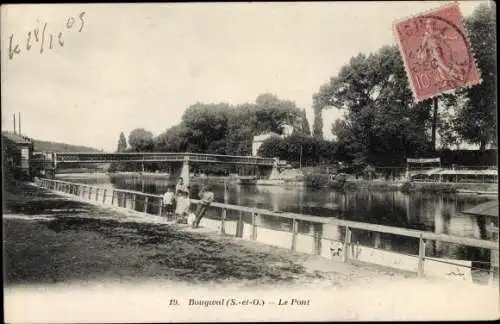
[
  {"xmin": 254, "ymin": 93, "xmax": 303, "ymax": 135},
  {"xmin": 314, "ymin": 46, "xmax": 431, "ymax": 165},
  {"xmin": 258, "ymin": 133, "xmax": 338, "ymax": 166},
  {"xmin": 452, "ymin": 3, "xmax": 497, "ymax": 150},
  {"xmin": 181, "ymin": 102, "xmax": 231, "ymax": 154},
  {"xmin": 128, "ymin": 128, "xmax": 154, "ymax": 152},
  {"xmin": 226, "ymin": 103, "xmax": 255, "ymax": 156},
  {"xmin": 155, "ymin": 124, "xmax": 189, "ymax": 152},
  {"xmin": 257, "ymin": 136, "xmax": 283, "ymax": 159}
]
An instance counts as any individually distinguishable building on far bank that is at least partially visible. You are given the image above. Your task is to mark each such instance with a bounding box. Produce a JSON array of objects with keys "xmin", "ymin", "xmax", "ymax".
[
  {"xmin": 252, "ymin": 124, "xmax": 295, "ymax": 157},
  {"xmin": 252, "ymin": 131, "xmax": 280, "ymax": 156},
  {"xmin": 2, "ymin": 131, "xmax": 34, "ymax": 180}
]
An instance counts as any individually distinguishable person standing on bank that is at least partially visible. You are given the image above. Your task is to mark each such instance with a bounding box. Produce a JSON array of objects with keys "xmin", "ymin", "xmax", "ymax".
[
  {"xmin": 175, "ymin": 177, "xmax": 186, "ymax": 195},
  {"xmin": 162, "ymin": 187, "xmax": 175, "ymax": 217},
  {"xmin": 175, "ymin": 189, "xmax": 191, "ymax": 224},
  {"xmin": 192, "ymin": 184, "xmax": 215, "ymax": 228}
]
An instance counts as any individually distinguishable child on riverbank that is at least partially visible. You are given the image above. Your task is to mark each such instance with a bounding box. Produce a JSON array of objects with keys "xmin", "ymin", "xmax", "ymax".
[
  {"xmin": 175, "ymin": 190, "xmax": 191, "ymax": 224},
  {"xmin": 162, "ymin": 187, "xmax": 175, "ymax": 217}
]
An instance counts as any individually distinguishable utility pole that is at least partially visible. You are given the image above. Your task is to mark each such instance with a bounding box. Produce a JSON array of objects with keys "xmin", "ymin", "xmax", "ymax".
[
  {"xmin": 18, "ymin": 112, "xmax": 21, "ymax": 134},
  {"xmin": 13, "ymin": 114, "xmax": 16, "ymax": 134},
  {"xmin": 431, "ymin": 97, "xmax": 439, "ymax": 152},
  {"xmin": 299, "ymin": 145, "xmax": 303, "ymax": 169}
]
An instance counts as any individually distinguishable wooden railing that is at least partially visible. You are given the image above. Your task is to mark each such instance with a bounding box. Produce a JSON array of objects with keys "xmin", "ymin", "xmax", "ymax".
[{"xmin": 35, "ymin": 178, "xmax": 499, "ymax": 281}]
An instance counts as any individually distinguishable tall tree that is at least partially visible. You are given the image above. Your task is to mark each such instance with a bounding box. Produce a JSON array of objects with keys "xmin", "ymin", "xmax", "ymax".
[
  {"xmin": 453, "ymin": 3, "xmax": 497, "ymax": 150},
  {"xmin": 116, "ymin": 132, "xmax": 127, "ymax": 152},
  {"xmin": 312, "ymin": 106, "xmax": 323, "ymax": 139},
  {"xmin": 299, "ymin": 108, "xmax": 311, "ymax": 135}
]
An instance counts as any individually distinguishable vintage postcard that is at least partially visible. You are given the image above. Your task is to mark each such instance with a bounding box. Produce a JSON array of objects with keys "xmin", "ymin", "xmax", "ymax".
[{"xmin": 2, "ymin": 2, "xmax": 498, "ymax": 323}]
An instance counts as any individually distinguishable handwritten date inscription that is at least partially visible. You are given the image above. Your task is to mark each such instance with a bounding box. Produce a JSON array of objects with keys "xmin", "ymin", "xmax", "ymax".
[{"xmin": 8, "ymin": 11, "xmax": 86, "ymax": 60}]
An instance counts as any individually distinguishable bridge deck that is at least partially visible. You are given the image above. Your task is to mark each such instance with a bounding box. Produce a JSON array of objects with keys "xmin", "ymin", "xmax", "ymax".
[{"xmin": 32, "ymin": 152, "xmax": 276, "ymax": 166}]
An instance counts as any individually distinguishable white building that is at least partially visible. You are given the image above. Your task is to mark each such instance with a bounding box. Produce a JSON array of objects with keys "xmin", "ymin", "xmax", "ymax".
[{"xmin": 252, "ymin": 132, "xmax": 280, "ymax": 156}]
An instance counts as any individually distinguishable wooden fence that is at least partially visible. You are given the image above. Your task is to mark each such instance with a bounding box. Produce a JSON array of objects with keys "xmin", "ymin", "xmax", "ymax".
[{"xmin": 35, "ymin": 178, "xmax": 499, "ymax": 283}]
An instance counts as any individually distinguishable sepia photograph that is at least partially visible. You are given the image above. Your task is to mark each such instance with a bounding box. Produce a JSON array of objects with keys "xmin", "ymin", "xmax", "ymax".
[{"xmin": 2, "ymin": 1, "xmax": 498, "ymax": 322}]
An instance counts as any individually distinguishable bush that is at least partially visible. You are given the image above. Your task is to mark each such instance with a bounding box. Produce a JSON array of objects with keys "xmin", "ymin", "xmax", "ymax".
[
  {"xmin": 400, "ymin": 182, "xmax": 416, "ymax": 192},
  {"xmin": 304, "ymin": 172, "xmax": 330, "ymax": 188}
]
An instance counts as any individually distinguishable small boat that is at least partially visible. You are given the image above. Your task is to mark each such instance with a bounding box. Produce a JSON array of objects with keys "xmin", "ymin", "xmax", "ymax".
[
  {"xmin": 256, "ymin": 179, "xmax": 305, "ymax": 186},
  {"xmin": 236, "ymin": 176, "xmax": 259, "ymax": 185}
]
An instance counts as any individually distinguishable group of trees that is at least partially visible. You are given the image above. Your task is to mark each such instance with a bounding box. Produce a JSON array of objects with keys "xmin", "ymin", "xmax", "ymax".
[
  {"xmin": 110, "ymin": 4, "xmax": 495, "ymax": 173},
  {"xmin": 257, "ymin": 133, "xmax": 339, "ymax": 166},
  {"xmin": 152, "ymin": 93, "xmax": 311, "ymax": 156},
  {"xmin": 109, "ymin": 94, "xmax": 328, "ymax": 172},
  {"xmin": 312, "ymin": 3, "xmax": 496, "ymax": 166}
]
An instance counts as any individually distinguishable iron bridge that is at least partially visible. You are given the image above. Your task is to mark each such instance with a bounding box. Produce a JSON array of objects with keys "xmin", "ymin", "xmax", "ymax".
[{"xmin": 32, "ymin": 152, "xmax": 276, "ymax": 166}]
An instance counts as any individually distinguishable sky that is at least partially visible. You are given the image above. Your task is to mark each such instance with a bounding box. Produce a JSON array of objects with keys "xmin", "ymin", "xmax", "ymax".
[{"xmin": 1, "ymin": 1, "xmax": 489, "ymax": 152}]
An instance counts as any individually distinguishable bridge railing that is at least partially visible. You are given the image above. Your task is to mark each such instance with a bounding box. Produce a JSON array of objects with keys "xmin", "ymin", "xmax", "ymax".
[
  {"xmin": 35, "ymin": 178, "xmax": 498, "ymax": 283},
  {"xmin": 44, "ymin": 152, "xmax": 276, "ymax": 165}
]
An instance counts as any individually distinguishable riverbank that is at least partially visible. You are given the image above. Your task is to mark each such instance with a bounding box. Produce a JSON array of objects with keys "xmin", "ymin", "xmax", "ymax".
[
  {"xmin": 57, "ymin": 172, "xmax": 498, "ymax": 195},
  {"xmin": 4, "ymin": 180, "xmax": 499, "ymax": 321},
  {"xmin": 329, "ymin": 179, "xmax": 498, "ymax": 194}
]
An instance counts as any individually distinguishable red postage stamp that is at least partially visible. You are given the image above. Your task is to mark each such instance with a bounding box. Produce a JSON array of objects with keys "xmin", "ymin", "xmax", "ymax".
[{"xmin": 393, "ymin": 2, "xmax": 481, "ymax": 101}]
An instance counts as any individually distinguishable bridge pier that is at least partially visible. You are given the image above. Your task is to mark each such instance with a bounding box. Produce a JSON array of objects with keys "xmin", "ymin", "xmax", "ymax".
[
  {"xmin": 168, "ymin": 156, "xmax": 190, "ymax": 187},
  {"xmin": 258, "ymin": 158, "xmax": 280, "ymax": 180}
]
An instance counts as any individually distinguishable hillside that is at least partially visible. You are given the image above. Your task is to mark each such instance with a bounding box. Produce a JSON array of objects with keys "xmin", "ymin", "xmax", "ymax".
[{"xmin": 33, "ymin": 139, "xmax": 103, "ymax": 153}]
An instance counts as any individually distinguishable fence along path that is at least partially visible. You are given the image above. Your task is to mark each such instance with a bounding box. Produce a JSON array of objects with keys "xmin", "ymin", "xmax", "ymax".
[{"xmin": 36, "ymin": 178, "xmax": 498, "ymax": 283}]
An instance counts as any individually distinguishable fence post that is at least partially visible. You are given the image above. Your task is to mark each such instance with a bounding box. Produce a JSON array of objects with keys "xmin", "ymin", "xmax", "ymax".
[
  {"xmin": 418, "ymin": 234, "xmax": 426, "ymax": 277},
  {"xmin": 291, "ymin": 218, "xmax": 298, "ymax": 251},
  {"xmin": 251, "ymin": 212, "xmax": 257, "ymax": 240},
  {"xmin": 158, "ymin": 198, "xmax": 163, "ymax": 216},
  {"xmin": 221, "ymin": 180, "xmax": 229, "ymax": 235},
  {"xmin": 343, "ymin": 226, "xmax": 352, "ymax": 263},
  {"xmin": 95, "ymin": 188, "xmax": 99, "ymax": 201},
  {"xmin": 111, "ymin": 190, "xmax": 115, "ymax": 205},
  {"xmin": 132, "ymin": 194, "xmax": 136, "ymax": 210},
  {"xmin": 144, "ymin": 196, "xmax": 149, "ymax": 213},
  {"xmin": 236, "ymin": 211, "xmax": 244, "ymax": 238},
  {"xmin": 220, "ymin": 208, "xmax": 227, "ymax": 235},
  {"xmin": 88, "ymin": 186, "xmax": 92, "ymax": 200},
  {"xmin": 102, "ymin": 189, "xmax": 107, "ymax": 204}
]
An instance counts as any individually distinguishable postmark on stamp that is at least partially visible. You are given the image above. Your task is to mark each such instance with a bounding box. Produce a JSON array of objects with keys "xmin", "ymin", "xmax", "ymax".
[{"xmin": 393, "ymin": 2, "xmax": 481, "ymax": 102}]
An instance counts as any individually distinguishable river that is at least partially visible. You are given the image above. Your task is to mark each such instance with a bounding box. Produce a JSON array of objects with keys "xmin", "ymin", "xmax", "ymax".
[{"xmin": 59, "ymin": 173, "xmax": 497, "ymax": 271}]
